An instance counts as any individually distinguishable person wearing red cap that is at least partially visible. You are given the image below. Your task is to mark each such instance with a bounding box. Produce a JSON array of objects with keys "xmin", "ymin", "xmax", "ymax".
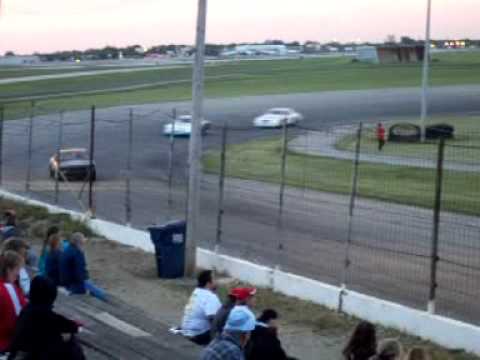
[
  {"xmin": 231, "ymin": 287, "xmax": 257, "ymax": 307},
  {"xmin": 211, "ymin": 287, "xmax": 257, "ymax": 338}
]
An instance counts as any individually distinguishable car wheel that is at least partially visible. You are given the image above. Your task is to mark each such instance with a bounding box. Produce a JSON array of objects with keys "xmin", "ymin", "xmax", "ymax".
[{"xmin": 90, "ymin": 170, "xmax": 97, "ymax": 182}]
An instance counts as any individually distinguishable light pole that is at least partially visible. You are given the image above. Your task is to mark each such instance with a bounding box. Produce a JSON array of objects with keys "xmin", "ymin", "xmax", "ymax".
[
  {"xmin": 420, "ymin": 0, "xmax": 432, "ymax": 142},
  {"xmin": 185, "ymin": 0, "xmax": 207, "ymax": 276}
]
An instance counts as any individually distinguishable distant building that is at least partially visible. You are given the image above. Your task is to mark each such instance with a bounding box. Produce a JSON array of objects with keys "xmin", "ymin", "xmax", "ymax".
[
  {"xmin": 0, "ymin": 55, "xmax": 41, "ymax": 66},
  {"xmin": 356, "ymin": 45, "xmax": 424, "ymax": 64},
  {"xmin": 303, "ymin": 42, "xmax": 323, "ymax": 53},
  {"xmin": 222, "ymin": 44, "xmax": 288, "ymax": 57}
]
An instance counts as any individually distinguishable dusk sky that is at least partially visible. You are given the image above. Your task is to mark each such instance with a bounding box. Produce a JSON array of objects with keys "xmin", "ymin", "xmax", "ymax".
[{"xmin": 1, "ymin": 0, "xmax": 479, "ymax": 54}]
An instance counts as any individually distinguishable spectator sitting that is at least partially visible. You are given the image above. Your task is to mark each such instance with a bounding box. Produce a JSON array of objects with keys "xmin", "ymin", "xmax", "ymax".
[
  {"xmin": 2, "ymin": 239, "xmax": 32, "ymax": 297},
  {"xmin": 246, "ymin": 309, "xmax": 297, "ymax": 360},
  {"xmin": 59, "ymin": 232, "xmax": 107, "ymax": 301},
  {"xmin": 212, "ymin": 287, "xmax": 256, "ymax": 338},
  {"xmin": 0, "ymin": 210, "xmax": 17, "ymax": 241},
  {"xmin": 38, "ymin": 226, "xmax": 60, "ymax": 276},
  {"xmin": 45, "ymin": 234, "xmax": 63, "ymax": 287},
  {"xmin": 343, "ymin": 321, "xmax": 377, "ymax": 360},
  {"xmin": 211, "ymin": 292, "xmax": 237, "ymax": 338},
  {"xmin": 181, "ymin": 270, "xmax": 221, "ymax": 346},
  {"xmin": 0, "ymin": 251, "xmax": 27, "ymax": 354},
  {"xmin": 201, "ymin": 305, "xmax": 256, "ymax": 360},
  {"xmin": 404, "ymin": 347, "xmax": 431, "ymax": 360},
  {"xmin": 7, "ymin": 276, "xmax": 85, "ymax": 360},
  {"xmin": 371, "ymin": 339, "xmax": 404, "ymax": 360}
]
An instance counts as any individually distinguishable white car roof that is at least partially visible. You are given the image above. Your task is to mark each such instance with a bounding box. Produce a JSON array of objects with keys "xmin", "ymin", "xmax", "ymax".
[
  {"xmin": 60, "ymin": 148, "xmax": 87, "ymax": 153},
  {"xmin": 268, "ymin": 108, "xmax": 294, "ymax": 113},
  {"xmin": 178, "ymin": 115, "xmax": 192, "ymax": 120}
]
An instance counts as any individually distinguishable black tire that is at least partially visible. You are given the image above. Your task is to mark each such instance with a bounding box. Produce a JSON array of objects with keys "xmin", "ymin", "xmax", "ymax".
[{"xmin": 90, "ymin": 170, "xmax": 97, "ymax": 182}]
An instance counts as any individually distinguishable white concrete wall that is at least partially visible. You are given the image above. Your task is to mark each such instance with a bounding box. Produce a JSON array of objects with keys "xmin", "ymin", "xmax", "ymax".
[{"xmin": 2, "ymin": 189, "xmax": 480, "ymax": 355}]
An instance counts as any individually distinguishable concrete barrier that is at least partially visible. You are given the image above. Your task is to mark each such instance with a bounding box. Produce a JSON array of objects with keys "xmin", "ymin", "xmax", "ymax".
[{"xmin": 2, "ymin": 189, "xmax": 480, "ymax": 355}]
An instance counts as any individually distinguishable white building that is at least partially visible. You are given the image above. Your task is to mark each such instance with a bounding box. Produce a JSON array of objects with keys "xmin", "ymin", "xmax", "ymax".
[
  {"xmin": 223, "ymin": 44, "xmax": 289, "ymax": 57},
  {"xmin": 0, "ymin": 55, "xmax": 41, "ymax": 66},
  {"xmin": 356, "ymin": 46, "xmax": 379, "ymax": 63}
]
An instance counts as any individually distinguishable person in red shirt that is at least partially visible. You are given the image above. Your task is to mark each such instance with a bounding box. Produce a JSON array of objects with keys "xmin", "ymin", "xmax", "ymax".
[
  {"xmin": 0, "ymin": 251, "xmax": 27, "ymax": 354},
  {"xmin": 376, "ymin": 123, "xmax": 386, "ymax": 151}
]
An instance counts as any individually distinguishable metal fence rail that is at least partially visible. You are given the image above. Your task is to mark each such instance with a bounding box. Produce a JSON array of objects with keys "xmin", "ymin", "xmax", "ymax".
[{"xmin": 1, "ymin": 103, "xmax": 480, "ymax": 325}]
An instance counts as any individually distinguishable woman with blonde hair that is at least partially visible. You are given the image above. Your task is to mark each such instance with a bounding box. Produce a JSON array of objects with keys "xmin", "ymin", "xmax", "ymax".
[{"xmin": 404, "ymin": 347, "xmax": 432, "ymax": 360}]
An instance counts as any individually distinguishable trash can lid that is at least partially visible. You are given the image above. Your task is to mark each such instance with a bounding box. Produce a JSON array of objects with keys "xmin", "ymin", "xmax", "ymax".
[{"xmin": 148, "ymin": 220, "xmax": 186, "ymax": 234}]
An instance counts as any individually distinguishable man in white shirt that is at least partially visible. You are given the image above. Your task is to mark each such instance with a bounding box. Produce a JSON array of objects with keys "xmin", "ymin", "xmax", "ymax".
[{"xmin": 181, "ymin": 270, "xmax": 221, "ymax": 346}]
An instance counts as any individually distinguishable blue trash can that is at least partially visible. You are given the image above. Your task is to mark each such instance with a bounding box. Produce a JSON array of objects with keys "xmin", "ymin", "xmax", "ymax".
[{"xmin": 148, "ymin": 220, "xmax": 186, "ymax": 279}]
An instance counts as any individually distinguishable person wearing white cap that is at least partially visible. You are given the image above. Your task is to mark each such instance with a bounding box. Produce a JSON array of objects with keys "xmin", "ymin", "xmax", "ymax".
[{"xmin": 200, "ymin": 306, "xmax": 256, "ymax": 360}]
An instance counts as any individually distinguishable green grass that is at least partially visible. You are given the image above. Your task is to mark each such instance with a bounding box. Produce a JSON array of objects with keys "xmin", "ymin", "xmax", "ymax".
[
  {"xmin": 336, "ymin": 116, "xmax": 480, "ymax": 163},
  {"xmin": 1, "ymin": 52, "xmax": 480, "ymax": 119},
  {"xmin": 203, "ymin": 137, "xmax": 480, "ymax": 216}
]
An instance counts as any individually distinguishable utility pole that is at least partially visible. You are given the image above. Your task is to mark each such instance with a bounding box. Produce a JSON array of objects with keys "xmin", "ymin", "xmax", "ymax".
[
  {"xmin": 0, "ymin": 106, "xmax": 4, "ymax": 186},
  {"xmin": 126, "ymin": 108, "xmax": 133, "ymax": 226},
  {"xmin": 88, "ymin": 106, "xmax": 96, "ymax": 218},
  {"xmin": 185, "ymin": 0, "xmax": 208, "ymax": 276},
  {"xmin": 420, "ymin": 0, "xmax": 432, "ymax": 142},
  {"xmin": 54, "ymin": 111, "xmax": 64, "ymax": 204},
  {"xmin": 25, "ymin": 101, "xmax": 35, "ymax": 193},
  {"xmin": 168, "ymin": 108, "xmax": 177, "ymax": 218}
]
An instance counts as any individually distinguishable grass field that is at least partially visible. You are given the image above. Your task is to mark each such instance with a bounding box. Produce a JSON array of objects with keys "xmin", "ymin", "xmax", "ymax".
[
  {"xmin": 203, "ymin": 136, "xmax": 480, "ymax": 216},
  {"xmin": 336, "ymin": 116, "xmax": 480, "ymax": 163},
  {"xmin": 1, "ymin": 51, "xmax": 480, "ymax": 119}
]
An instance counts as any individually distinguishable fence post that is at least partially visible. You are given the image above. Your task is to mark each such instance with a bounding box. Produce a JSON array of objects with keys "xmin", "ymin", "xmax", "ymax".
[
  {"xmin": 428, "ymin": 138, "xmax": 445, "ymax": 314},
  {"xmin": 339, "ymin": 122, "xmax": 363, "ymax": 313},
  {"xmin": 88, "ymin": 106, "xmax": 96, "ymax": 218},
  {"xmin": 0, "ymin": 106, "xmax": 4, "ymax": 187},
  {"xmin": 125, "ymin": 108, "xmax": 133, "ymax": 226},
  {"xmin": 277, "ymin": 119, "xmax": 288, "ymax": 251},
  {"xmin": 54, "ymin": 111, "xmax": 64, "ymax": 204},
  {"xmin": 25, "ymin": 101, "xmax": 35, "ymax": 194},
  {"xmin": 167, "ymin": 108, "xmax": 177, "ymax": 218},
  {"xmin": 215, "ymin": 122, "xmax": 228, "ymax": 254}
]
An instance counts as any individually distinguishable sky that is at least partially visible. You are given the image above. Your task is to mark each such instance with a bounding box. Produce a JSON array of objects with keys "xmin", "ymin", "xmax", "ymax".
[{"xmin": 0, "ymin": 0, "xmax": 479, "ymax": 54}]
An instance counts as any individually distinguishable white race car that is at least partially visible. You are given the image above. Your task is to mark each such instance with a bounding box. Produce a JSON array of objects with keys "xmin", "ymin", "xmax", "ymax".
[
  {"xmin": 163, "ymin": 115, "xmax": 212, "ymax": 136},
  {"xmin": 253, "ymin": 108, "xmax": 303, "ymax": 128}
]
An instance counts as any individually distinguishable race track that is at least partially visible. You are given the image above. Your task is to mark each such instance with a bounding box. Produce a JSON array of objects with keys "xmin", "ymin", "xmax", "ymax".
[{"xmin": 3, "ymin": 85, "xmax": 480, "ymax": 324}]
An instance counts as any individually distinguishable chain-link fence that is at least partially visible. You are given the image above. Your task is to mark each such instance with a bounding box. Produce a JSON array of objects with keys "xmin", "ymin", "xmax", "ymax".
[{"xmin": 1, "ymin": 103, "xmax": 480, "ymax": 326}]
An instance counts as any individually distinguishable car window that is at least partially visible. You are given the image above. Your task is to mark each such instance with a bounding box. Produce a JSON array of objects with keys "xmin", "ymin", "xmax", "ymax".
[
  {"xmin": 60, "ymin": 151, "xmax": 87, "ymax": 161},
  {"xmin": 268, "ymin": 110, "xmax": 290, "ymax": 115},
  {"xmin": 178, "ymin": 116, "xmax": 191, "ymax": 123}
]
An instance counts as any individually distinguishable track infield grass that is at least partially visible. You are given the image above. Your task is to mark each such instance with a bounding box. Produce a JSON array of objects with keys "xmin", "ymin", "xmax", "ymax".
[{"xmin": 203, "ymin": 136, "xmax": 480, "ymax": 216}]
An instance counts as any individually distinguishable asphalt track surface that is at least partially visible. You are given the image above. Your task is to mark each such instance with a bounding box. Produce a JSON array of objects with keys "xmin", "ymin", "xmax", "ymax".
[{"xmin": 3, "ymin": 85, "xmax": 480, "ymax": 324}]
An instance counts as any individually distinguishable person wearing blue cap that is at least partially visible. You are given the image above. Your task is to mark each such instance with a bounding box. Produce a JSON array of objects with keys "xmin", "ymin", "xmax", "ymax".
[{"xmin": 200, "ymin": 306, "xmax": 256, "ymax": 360}]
